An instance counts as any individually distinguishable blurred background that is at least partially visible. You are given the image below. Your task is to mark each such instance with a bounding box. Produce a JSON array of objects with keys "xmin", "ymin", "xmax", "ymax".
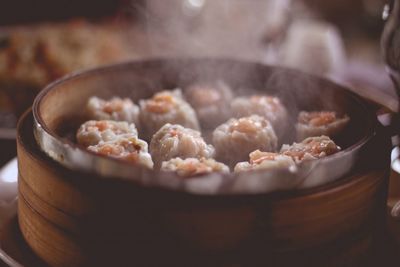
[{"xmin": 0, "ymin": 0, "xmax": 396, "ymax": 163}]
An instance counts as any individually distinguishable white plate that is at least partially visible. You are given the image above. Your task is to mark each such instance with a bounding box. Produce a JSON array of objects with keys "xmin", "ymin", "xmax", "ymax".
[{"xmin": 0, "ymin": 158, "xmax": 22, "ymax": 267}]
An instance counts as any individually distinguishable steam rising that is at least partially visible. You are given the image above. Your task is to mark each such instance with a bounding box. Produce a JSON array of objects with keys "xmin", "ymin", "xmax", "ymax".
[
  {"xmin": 124, "ymin": 0, "xmax": 349, "ymax": 141},
  {"xmin": 137, "ymin": 0, "xmax": 291, "ymax": 60},
  {"xmin": 128, "ymin": 0, "xmax": 347, "ymax": 79},
  {"xmin": 111, "ymin": 1, "xmax": 357, "ymax": 194}
]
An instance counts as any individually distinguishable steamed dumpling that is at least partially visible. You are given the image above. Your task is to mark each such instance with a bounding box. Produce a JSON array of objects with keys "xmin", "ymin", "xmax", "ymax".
[
  {"xmin": 213, "ymin": 115, "xmax": 278, "ymax": 166},
  {"xmin": 76, "ymin": 120, "xmax": 138, "ymax": 147},
  {"xmin": 87, "ymin": 96, "xmax": 140, "ymax": 126},
  {"xmin": 87, "ymin": 136, "xmax": 154, "ymax": 169},
  {"xmin": 161, "ymin": 157, "xmax": 229, "ymax": 178},
  {"xmin": 231, "ymin": 95, "xmax": 288, "ymax": 138},
  {"xmin": 184, "ymin": 81, "xmax": 233, "ymax": 129},
  {"xmin": 139, "ymin": 89, "xmax": 200, "ymax": 140},
  {"xmin": 88, "ymin": 135, "xmax": 154, "ymax": 169},
  {"xmin": 234, "ymin": 150, "xmax": 296, "ymax": 173},
  {"xmin": 296, "ymin": 111, "xmax": 349, "ymax": 141},
  {"xmin": 281, "ymin": 135, "xmax": 341, "ymax": 163},
  {"xmin": 150, "ymin": 123, "xmax": 215, "ymax": 168}
]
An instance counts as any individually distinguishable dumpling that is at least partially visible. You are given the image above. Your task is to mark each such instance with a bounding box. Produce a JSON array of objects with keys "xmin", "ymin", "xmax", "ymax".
[
  {"xmin": 280, "ymin": 135, "xmax": 341, "ymax": 163},
  {"xmin": 87, "ymin": 135, "xmax": 153, "ymax": 169},
  {"xmin": 76, "ymin": 120, "xmax": 137, "ymax": 147},
  {"xmin": 184, "ymin": 81, "xmax": 233, "ymax": 128},
  {"xmin": 212, "ymin": 115, "xmax": 278, "ymax": 166},
  {"xmin": 231, "ymin": 95, "xmax": 288, "ymax": 138},
  {"xmin": 161, "ymin": 157, "xmax": 229, "ymax": 178},
  {"xmin": 234, "ymin": 150, "xmax": 296, "ymax": 172},
  {"xmin": 296, "ymin": 111, "xmax": 349, "ymax": 141},
  {"xmin": 139, "ymin": 89, "xmax": 200, "ymax": 140},
  {"xmin": 150, "ymin": 123, "xmax": 215, "ymax": 168},
  {"xmin": 87, "ymin": 96, "xmax": 140, "ymax": 126}
]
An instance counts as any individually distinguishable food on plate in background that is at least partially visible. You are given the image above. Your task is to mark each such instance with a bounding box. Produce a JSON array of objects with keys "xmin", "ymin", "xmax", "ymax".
[{"xmin": 0, "ymin": 19, "xmax": 134, "ymax": 117}]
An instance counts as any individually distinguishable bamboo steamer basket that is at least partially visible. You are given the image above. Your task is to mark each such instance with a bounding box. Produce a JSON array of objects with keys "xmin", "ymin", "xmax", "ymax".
[{"xmin": 17, "ymin": 59, "xmax": 392, "ymax": 266}]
